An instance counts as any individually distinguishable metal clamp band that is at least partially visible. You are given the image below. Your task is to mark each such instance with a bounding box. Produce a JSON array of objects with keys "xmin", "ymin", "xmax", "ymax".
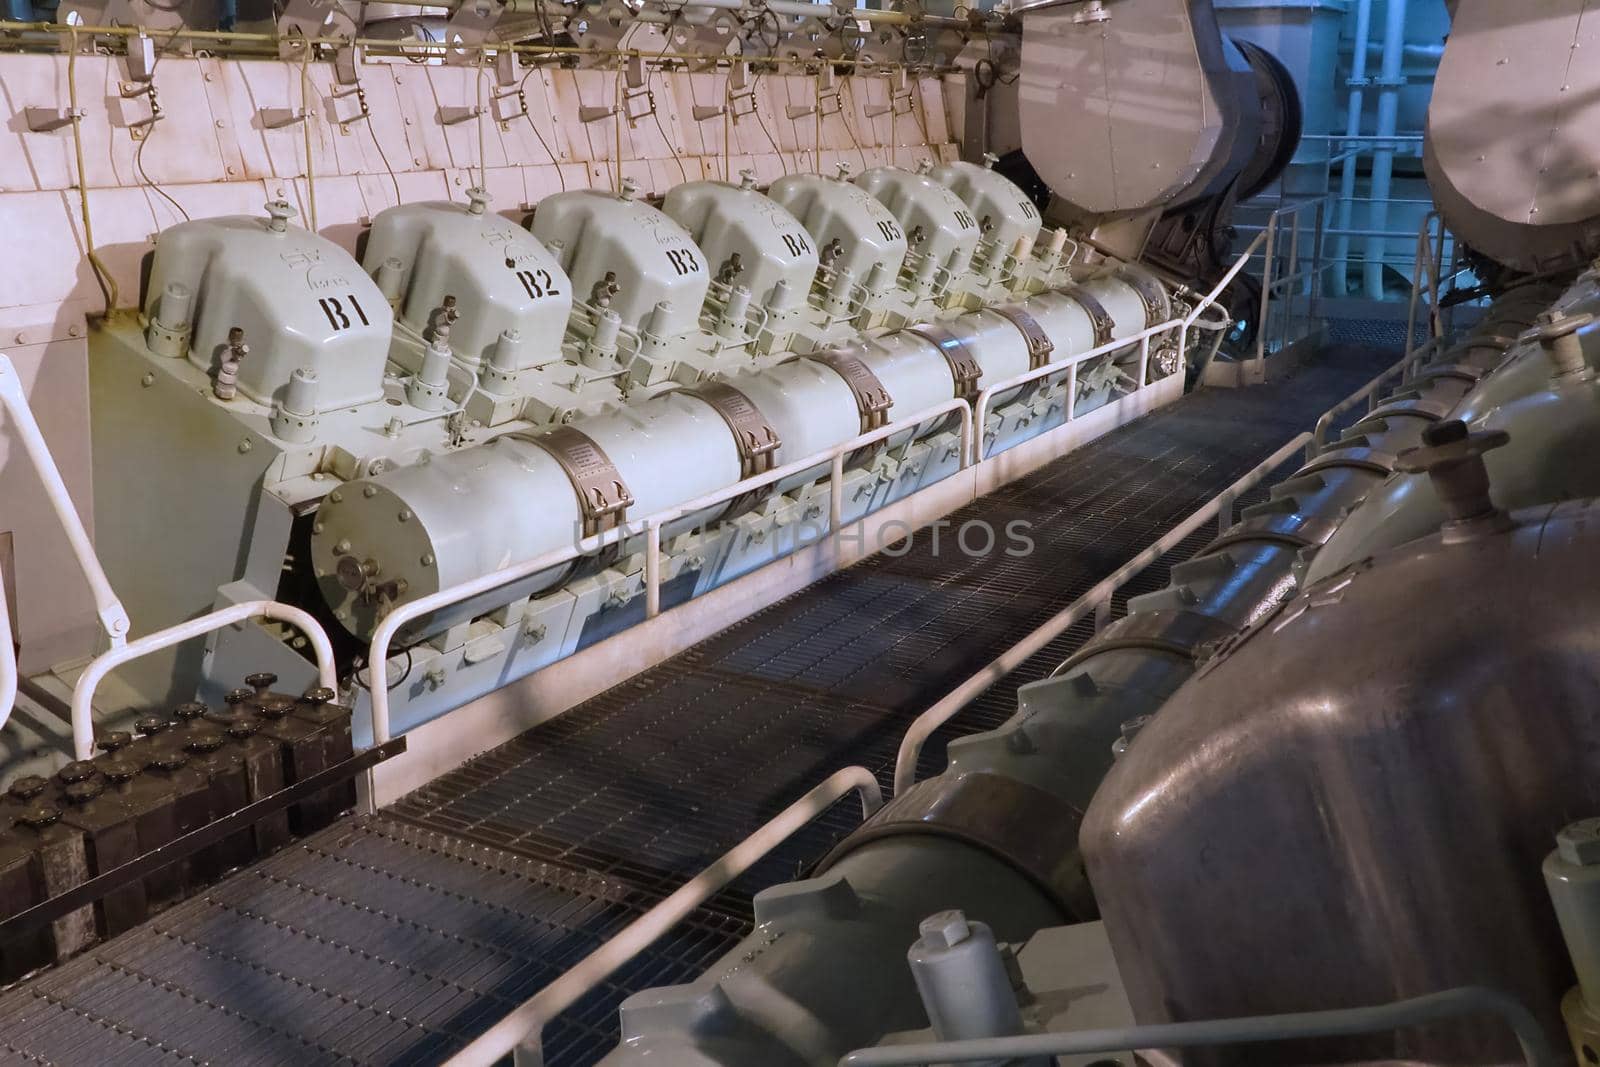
[
  {"xmin": 817, "ymin": 771, "xmax": 1092, "ymax": 920},
  {"xmin": 1065, "ymin": 286, "xmax": 1115, "ymax": 347},
  {"xmin": 991, "ymin": 303, "xmax": 1055, "ymax": 370},
  {"xmin": 906, "ymin": 323, "xmax": 984, "ymax": 402},
  {"xmin": 689, "ymin": 381, "xmax": 781, "ymax": 480},
  {"xmin": 524, "ymin": 425, "xmax": 635, "ymax": 538},
  {"xmin": 807, "ymin": 345, "xmax": 894, "ymax": 434},
  {"xmin": 1115, "ymin": 266, "xmax": 1169, "ymax": 329}
]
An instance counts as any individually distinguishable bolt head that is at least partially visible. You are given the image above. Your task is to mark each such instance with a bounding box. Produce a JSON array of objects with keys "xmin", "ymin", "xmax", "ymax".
[
  {"xmin": 1558, "ymin": 818, "xmax": 1600, "ymax": 865},
  {"xmin": 918, "ymin": 909, "xmax": 971, "ymax": 949}
]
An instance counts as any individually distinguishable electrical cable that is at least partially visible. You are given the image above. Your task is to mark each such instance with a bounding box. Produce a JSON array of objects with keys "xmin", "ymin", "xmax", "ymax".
[
  {"xmin": 66, "ymin": 27, "xmax": 118, "ymax": 313},
  {"xmin": 518, "ymin": 65, "xmax": 568, "ymax": 192}
]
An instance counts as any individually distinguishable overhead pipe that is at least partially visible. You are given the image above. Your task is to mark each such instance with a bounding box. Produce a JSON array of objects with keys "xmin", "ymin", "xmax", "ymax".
[
  {"xmin": 1364, "ymin": 0, "xmax": 1410, "ymax": 300},
  {"xmin": 1332, "ymin": 0, "xmax": 1374, "ymax": 296}
]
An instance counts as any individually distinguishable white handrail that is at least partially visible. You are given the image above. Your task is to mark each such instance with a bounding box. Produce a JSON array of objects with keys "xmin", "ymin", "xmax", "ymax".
[
  {"xmin": 1309, "ymin": 349, "xmax": 1429, "ymax": 456},
  {"xmin": 69, "ymin": 599, "xmax": 338, "ymax": 759},
  {"xmin": 969, "ymin": 235, "xmax": 1262, "ymax": 466},
  {"xmin": 366, "ymin": 399, "xmax": 973, "ymax": 745},
  {"xmin": 0, "ymin": 354, "xmax": 129, "ymax": 648},
  {"xmin": 892, "ymin": 431, "xmax": 1314, "ymax": 796},
  {"xmin": 442, "ymin": 765, "xmax": 885, "ymax": 1067},
  {"xmin": 0, "ymin": 559, "xmax": 15, "ymax": 732}
]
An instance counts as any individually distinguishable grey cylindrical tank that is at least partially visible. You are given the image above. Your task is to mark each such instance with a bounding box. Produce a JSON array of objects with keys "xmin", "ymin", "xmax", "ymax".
[{"xmin": 1082, "ymin": 494, "xmax": 1600, "ymax": 1064}]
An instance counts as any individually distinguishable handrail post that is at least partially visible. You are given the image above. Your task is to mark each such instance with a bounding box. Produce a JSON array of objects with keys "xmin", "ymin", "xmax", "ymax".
[
  {"xmin": 829, "ymin": 452, "xmax": 846, "ymax": 532},
  {"xmin": 1137, "ymin": 334, "xmax": 1150, "ymax": 389},
  {"xmin": 1256, "ymin": 211, "xmax": 1278, "ymax": 364},
  {"xmin": 1065, "ymin": 361, "xmax": 1078, "ymax": 421},
  {"xmin": 644, "ymin": 519, "xmax": 662, "ymax": 619}
]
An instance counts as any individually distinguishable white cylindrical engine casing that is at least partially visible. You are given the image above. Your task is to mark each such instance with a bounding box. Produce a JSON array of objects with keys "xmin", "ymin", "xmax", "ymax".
[
  {"xmin": 941, "ymin": 310, "xmax": 1035, "ymax": 405},
  {"xmin": 855, "ymin": 166, "xmax": 982, "ymax": 279},
  {"xmin": 531, "ymin": 189, "xmax": 709, "ymax": 337},
  {"xmin": 312, "ymin": 435, "xmax": 582, "ymax": 638},
  {"xmin": 662, "ymin": 178, "xmax": 820, "ymax": 308},
  {"xmin": 767, "ymin": 174, "xmax": 910, "ymax": 291},
  {"xmin": 312, "ymin": 390, "xmax": 744, "ymax": 638},
  {"xmin": 726, "ymin": 361, "xmax": 865, "ymax": 495},
  {"xmin": 362, "ymin": 198, "xmax": 573, "ymax": 371}
]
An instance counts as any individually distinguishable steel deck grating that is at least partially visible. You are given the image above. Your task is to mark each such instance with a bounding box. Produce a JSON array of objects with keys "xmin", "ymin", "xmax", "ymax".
[{"xmin": 0, "ymin": 349, "xmax": 1393, "ymax": 1066}]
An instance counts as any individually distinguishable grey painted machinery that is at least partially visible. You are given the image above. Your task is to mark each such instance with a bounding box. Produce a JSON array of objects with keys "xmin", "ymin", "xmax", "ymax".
[{"xmin": 89, "ymin": 163, "xmax": 1176, "ymax": 737}]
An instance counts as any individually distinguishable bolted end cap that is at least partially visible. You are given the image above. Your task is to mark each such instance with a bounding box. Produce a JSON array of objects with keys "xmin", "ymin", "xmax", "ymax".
[
  {"xmin": 57, "ymin": 760, "xmax": 98, "ymax": 785},
  {"xmin": 101, "ymin": 759, "xmax": 139, "ymax": 784},
  {"xmin": 917, "ymin": 909, "xmax": 971, "ymax": 950},
  {"xmin": 173, "ymin": 701, "xmax": 209, "ymax": 722},
  {"xmin": 7, "ymin": 775, "xmax": 47, "ymax": 801},
  {"xmin": 466, "ymin": 186, "xmax": 491, "ymax": 215},
  {"xmin": 1558, "ymin": 818, "xmax": 1600, "ymax": 865},
  {"xmin": 65, "ymin": 779, "xmax": 104, "ymax": 805},
  {"xmin": 244, "ymin": 672, "xmax": 278, "ymax": 694},
  {"xmin": 183, "ymin": 730, "xmax": 226, "ymax": 754},
  {"xmin": 257, "ymin": 696, "xmax": 295, "ymax": 720},
  {"xmin": 16, "ymin": 805, "xmax": 61, "ymax": 829},
  {"xmin": 1395, "ymin": 421, "xmax": 1511, "ymax": 526},
  {"xmin": 136, "ymin": 715, "xmax": 171, "ymax": 736},
  {"xmin": 97, "ymin": 730, "xmax": 133, "ymax": 753}
]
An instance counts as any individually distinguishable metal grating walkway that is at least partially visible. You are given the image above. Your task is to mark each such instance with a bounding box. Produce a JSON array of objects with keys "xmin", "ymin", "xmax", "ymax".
[{"xmin": 0, "ymin": 350, "xmax": 1393, "ymax": 1066}]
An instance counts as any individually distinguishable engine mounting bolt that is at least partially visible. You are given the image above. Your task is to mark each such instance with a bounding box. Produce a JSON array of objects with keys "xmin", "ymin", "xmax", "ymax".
[
  {"xmin": 918, "ymin": 909, "xmax": 971, "ymax": 950},
  {"xmin": 1395, "ymin": 420, "xmax": 1511, "ymax": 534},
  {"xmin": 1558, "ymin": 818, "xmax": 1600, "ymax": 866}
]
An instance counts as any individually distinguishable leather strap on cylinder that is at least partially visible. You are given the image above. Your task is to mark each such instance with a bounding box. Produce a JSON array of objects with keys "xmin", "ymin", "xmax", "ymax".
[
  {"xmin": 688, "ymin": 381, "xmax": 781, "ymax": 479},
  {"xmin": 991, "ymin": 303, "xmax": 1055, "ymax": 370},
  {"xmin": 1065, "ymin": 286, "xmax": 1115, "ymax": 347},
  {"xmin": 1115, "ymin": 267, "xmax": 1169, "ymax": 329},
  {"xmin": 523, "ymin": 425, "xmax": 635, "ymax": 538},
  {"xmin": 808, "ymin": 345, "xmax": 893, "ymax": 434},
  {"xmin": 906, "ymin": 323, "xmax": 983, "ymax": 402}
]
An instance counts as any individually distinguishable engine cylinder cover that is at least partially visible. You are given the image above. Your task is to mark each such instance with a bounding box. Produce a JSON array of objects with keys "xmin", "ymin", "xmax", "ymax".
[
  {"xmin": 362, "ymin": 198, "xmax": 573, "ymax": 370},
  {"xmin": 855, "ymin": 165, "xmax": 982, "ymax": 277},
  {"xmin": 145, "ymin": 211, "xmax": 393, "ymax": 409},
  {"xmin": 662, "ymin": 177, "xmax": 820, "ymax": 307},
  {"xmin": 531, "ymin": 188, "xmax": 709, "ymax": 337},
  {"xmin": 1081, "ymin": 497, "xmax": 1600, "ymax": 1063},
  {"xmin": 767, "ymin": 173, "xmax": 911, "ymax": 289}
]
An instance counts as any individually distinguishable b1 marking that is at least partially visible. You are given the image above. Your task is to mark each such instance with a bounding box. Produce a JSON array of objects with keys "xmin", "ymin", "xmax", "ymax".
[
  {"xmin": 515, "ymin": 268, "xmax": 562, "ymax": 299},
  {"xmin": 318, "ymin": 294, "xmax": 371, "ymax": 332}
]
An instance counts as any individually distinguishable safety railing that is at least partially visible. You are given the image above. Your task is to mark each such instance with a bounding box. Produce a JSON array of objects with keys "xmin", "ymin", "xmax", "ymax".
[
  {"xmin": 1308, "ymin": 347, "xmax": 1434, "ymax": 457},
  {"xmin": 970, "ymin": 240, "xmax": 1249, "ymax": 465},
  {"xmin": 367, "ymin": 398, "xmax": 974, "ymax": 746},
  {"xmin": 1252, "ymin": 196, "xmax": 1329, "ymax": 364},
  {"xmin": 442, "ymin": 765, "xmax": 885, "ymax": 1067},
  {"xmin": 836, "ymin": 986, "xmax": 1554, "ymax": 1067},
  {"xmin": 892, "ymin": 429, "xmax": 1313, "ymax": 796},
  {"xmin": 0, "ymin": 354, "xmax": 129, "ymax": 649},
  {"xmin": 68, "ymin": 600, "xmax": 339, "ymax": 759}
]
